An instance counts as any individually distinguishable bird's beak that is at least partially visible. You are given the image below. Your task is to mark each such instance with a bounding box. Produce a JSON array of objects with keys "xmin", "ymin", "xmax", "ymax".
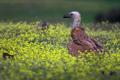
[{"xmin": 63, "ymin": 14, "xmax": 71, "ymax": 18}]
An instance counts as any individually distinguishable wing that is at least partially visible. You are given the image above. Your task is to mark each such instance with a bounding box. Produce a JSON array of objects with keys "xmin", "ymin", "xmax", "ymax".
[
  {"xmin": 71, "ymin": 27, "xmax": 95, "ymax": 50},
  {"xmin": 71, "ymin": 27, "xmax": 103, "ymax": 52},
  {"xmin": 67, "ymin": 40, "xmax": 84, "ymax": 56},
  {"xmin": 90, "ymin": 38, "xmax": 104, "ymax": 52},
  {"xmin": 68, "ymin": 39, "xmax": 97, "ymax": 55}
]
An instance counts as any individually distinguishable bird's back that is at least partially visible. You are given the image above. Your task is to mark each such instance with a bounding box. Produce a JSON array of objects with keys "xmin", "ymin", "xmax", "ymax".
[{"xmin": 68, "ymin": 26, "xmax": 103, "ymax": 55}]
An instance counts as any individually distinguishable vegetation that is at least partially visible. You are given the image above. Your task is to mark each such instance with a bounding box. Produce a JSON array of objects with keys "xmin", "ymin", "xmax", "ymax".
[{"xmin": 0, "ymin": 22, "xmax": 120, "ymax": 80}]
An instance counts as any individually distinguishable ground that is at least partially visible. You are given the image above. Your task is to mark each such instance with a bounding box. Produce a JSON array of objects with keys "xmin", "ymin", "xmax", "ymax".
[{"xmin": 0, "ymin": 22, "xmax": 120, "ymax": 80}]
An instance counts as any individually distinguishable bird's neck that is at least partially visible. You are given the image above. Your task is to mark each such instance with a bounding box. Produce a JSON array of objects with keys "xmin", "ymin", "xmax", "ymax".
[{"xmin": 72, "ymin": 18, "xmax": 80, "ymax": 28}]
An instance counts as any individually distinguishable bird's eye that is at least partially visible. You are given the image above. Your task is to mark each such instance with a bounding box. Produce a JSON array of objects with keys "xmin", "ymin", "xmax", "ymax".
[{"xmin": 70, "ymin": 14, "xmax": 73, "ymax": 16}]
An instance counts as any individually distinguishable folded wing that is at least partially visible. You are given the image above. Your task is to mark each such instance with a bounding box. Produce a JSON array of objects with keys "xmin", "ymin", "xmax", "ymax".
[{"xmin": 68, "ymin": 27, "xmax": 103, "ymax": 55}]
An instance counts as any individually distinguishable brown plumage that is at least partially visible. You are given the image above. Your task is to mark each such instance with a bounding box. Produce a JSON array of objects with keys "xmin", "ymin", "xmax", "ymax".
[
  {"xmin": 64, "ymin": 11, "xmax": 103, "ymax": 56},
  {"xmin": 68, "ymin": 27, "xmax": 103, "ymax": 56}
]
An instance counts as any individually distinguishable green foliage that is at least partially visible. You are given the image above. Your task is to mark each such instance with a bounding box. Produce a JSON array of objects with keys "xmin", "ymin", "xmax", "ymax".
[{"xmin": 0, "ymin": 22, "xmax": 120, "ymax": 80}]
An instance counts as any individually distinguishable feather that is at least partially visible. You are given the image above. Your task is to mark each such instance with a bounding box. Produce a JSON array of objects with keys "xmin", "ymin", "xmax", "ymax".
[
  {"xmin": 68, "ymin": 26, "xmax": 104, "ymax": 55},
  {"xmin": 64, "ymin": 11, "xmax": 104, "ymax": 56}
]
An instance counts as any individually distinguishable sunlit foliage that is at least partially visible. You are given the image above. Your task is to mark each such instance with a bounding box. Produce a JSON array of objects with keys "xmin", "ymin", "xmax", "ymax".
[{"xmin": 0, "ymin": 22, "xmax": 120, "ymax": 80}]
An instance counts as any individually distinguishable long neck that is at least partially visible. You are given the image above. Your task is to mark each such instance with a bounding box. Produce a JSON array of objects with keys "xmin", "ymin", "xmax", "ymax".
[{"xmin": 72, "ymin": 18, "xmax": 80, "ymax": 28}]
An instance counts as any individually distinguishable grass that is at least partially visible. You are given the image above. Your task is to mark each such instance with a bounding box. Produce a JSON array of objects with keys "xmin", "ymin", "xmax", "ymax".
[{"xmin": 0, "ymin": 22, "xmax": 120, "ymax": 80}]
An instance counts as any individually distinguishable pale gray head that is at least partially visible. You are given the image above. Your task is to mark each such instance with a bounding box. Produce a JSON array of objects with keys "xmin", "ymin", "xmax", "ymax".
[{"xmin": 63, "ymin": 11, "xmax": 81, "ymax": 28}]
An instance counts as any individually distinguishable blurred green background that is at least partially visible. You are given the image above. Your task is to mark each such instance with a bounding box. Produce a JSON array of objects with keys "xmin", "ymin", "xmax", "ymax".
[{"xmin": 0, "ymin": 0, "xmax": 120, "ymax": 22}]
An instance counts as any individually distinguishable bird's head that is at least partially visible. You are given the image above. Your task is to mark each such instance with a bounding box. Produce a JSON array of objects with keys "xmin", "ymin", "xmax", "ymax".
[
  {"xmin": 63, "ymin": 11, "xmax": 81, "ymax": 28},
  {"xmin": 63, "ymin": 11, "xmax": 81, "ymax": 20}
]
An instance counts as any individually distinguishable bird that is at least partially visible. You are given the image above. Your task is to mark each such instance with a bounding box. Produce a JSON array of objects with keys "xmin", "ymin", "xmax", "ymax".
[
  {"xmin": 37, "ymin": 21, "xmax": 49, "ymax": 30},
  {"xmin": 63, "ymin": 11, "xmax": 103, "ymax": 56},
  {"xmin": 41, "ymin": 21, "xmax": 49, "ymax": 29}
]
